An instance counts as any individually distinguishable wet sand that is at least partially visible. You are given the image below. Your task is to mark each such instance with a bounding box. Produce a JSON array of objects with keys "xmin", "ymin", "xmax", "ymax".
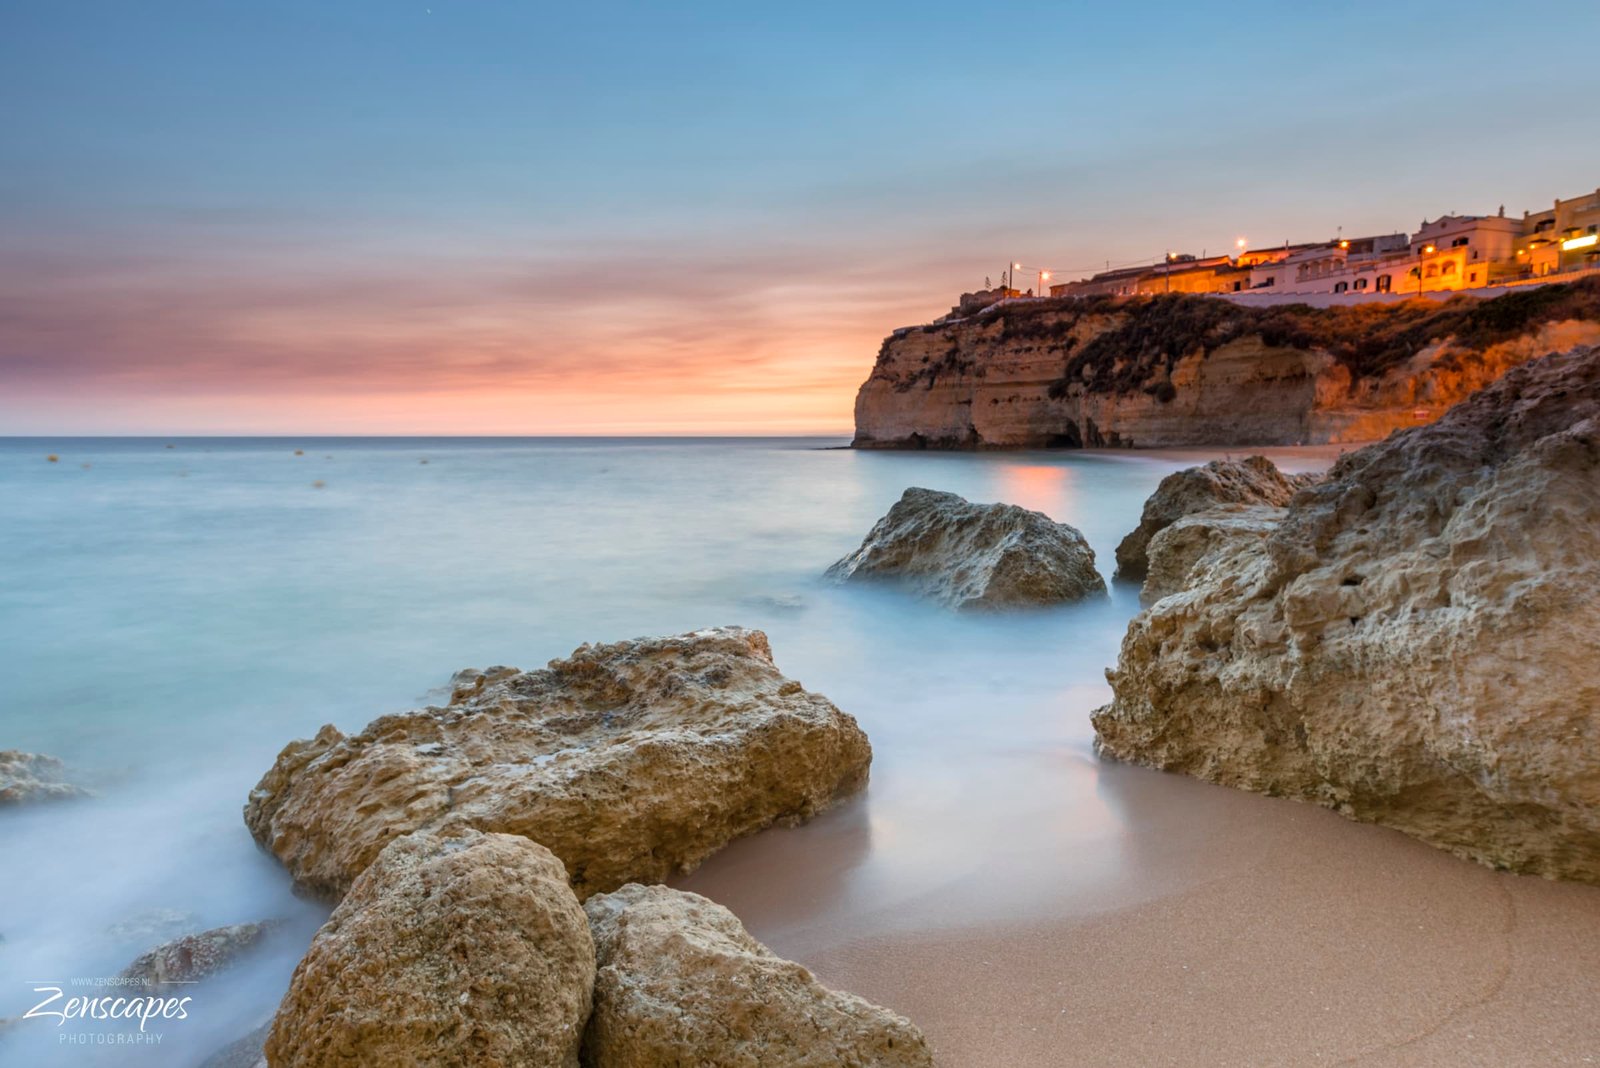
[{"xmin": 679, "ymin": 761, "xmax": 1600, "ymax": 1066}]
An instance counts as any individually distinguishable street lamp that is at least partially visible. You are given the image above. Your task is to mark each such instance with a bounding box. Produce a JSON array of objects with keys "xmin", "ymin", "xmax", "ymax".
[{"xmin": 1417, "ymin": 244, "xmax": 1435, "ymax": 297}]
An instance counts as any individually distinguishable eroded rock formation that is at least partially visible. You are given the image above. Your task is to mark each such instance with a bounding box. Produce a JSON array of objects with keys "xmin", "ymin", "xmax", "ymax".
[
  {"xmin": 826, "ymin": 487, "xmax": 1106, "ymax": 609},
  {"xmin": 245, "ymin": 628, "xmax": 871, "ymax": 900},
  {"xmin": 1114, "ymin": 455, "xmax": 1317, "ymax": 580},
  {"xmin": 583, "ymin": 883, "xmax": 934, "ymax": 1068},
  {"xmin": 266, "ymin": 830, "xmax": 594, "ymax": 1068},
  {"xmin": 1092, "ymin": 344, "xmax": 1600, "ymax": 881},
  {"xmin": 853, "ymin": 278, "xmax": 1600, "ymax": 449}
]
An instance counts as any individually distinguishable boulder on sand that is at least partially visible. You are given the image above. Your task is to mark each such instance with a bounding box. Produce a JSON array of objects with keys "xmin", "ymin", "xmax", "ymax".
[
  {"xmin": 266, "ymin": 829, "xmax": 594, "ymax": 1068},
  {"xmin": 1113, "ymin": 456, "xmax": 1317, "ymax": 580},
  {"xmin": 583, "ymin": 883, "xmax": 934, "ymax": 1068},
  {"xmin": 1093, "ymin": 344, "xmax": 1600, "ymax": 882},
  {"xmin": 826, "ymin": 487, "xmax": 1105, "ymax": 609},
  {"xmin": 245, "ymin": 627, "xmax": 871, "ymax": 900}
]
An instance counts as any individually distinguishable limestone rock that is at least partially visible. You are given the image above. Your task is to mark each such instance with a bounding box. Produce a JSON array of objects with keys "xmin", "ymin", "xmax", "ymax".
[
  {"xmin": 826, "ymin": 487, "xmax": 1106, "ymax": 609},
  {"xmin": 265, "ymin": 830, "xmax": 594, "ymax": 1068},
  {"xmin": 852, "ymin": 279, "xmax": 1600, "ymax": 450},
  {"xmin": 1092, "ymin": 344, "xmax": 1600, "ymax": 882},
  {"xmin": 0, "ymin": 750, "xmax": 91, "ymax": 804},
  {"xmin": 583, "ymin": 883, "xmax": 934, "ymax": 1068},
  {"xmin": 245, "ymin": 627, "xmax": 871, "ymax": 900},
  {"xmin": 1141, "ymin": 505, "xmax": 1284, "ymax": 603},
  {"xmin": 121, "ymin": 922, "xmax": 278, "ymax": 985},
  {"xmin": 1114, "ymin": 456, "xmax": 1317, "ymax": 580}
]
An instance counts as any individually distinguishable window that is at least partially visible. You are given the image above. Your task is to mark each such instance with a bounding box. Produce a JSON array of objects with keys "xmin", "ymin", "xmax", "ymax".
[
  {"xmin": 1334, "ymin": 281, "xmax": 1349, "ymax": 293},
  {"xmin": 1441, "ymin": 262, "xmax": 1457, "ymax": 276},
  {"xmin": 1354, "ymin": 278, "xmax": 1368, "ymax": 290},
  {"xmin": 1469, "ymin": 272, "xmax": 1478, "ymax": 283},
  {"xmin": 1377, "ymin": 274, "xmax": 1392, "ymax": 292},
  {"xmin": 1451, "ymin": 237, "xmax": 1469, "ymax": 247}
]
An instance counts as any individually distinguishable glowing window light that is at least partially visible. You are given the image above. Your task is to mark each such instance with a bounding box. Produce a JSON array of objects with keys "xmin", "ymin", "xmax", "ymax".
[{"xmin": 1561, "ymin": 234, "xmax": 1598, "ymax": 251}]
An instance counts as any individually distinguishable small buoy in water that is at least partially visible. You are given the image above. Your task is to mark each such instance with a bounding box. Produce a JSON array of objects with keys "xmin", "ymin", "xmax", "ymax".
[
  {"xmin": 294, "ymin": 449, "xmax": 304, "ymax": 456},
  {"xmin": 312, "ymin": 480, "xmax": 326, "ymax": 489},
  {"xmin": 81, "ymin": 462, "xmax": 92, "ymax": 469},
  {"xmin": 165, "ymin": 444, "xmax": 175, "ymax": 449},
  {"xmin": 46, "ymin": 454, "xmax": 59, "ymax": 463},
  {"xmin": 419, "ymin": 458, "xmax": 429, "ymax": 465}
]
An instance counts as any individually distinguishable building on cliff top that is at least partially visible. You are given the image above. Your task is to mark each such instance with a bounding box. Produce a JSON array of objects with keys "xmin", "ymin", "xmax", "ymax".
[{"xmin": 1040, "ymin": 183, "xmax": 1599, "ymax": 303}]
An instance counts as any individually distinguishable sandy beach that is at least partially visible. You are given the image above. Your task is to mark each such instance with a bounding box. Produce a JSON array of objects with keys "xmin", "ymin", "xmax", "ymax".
[{"xmin": 683, "ymin": 760, "xmax": 1600, "ymax": 1066}]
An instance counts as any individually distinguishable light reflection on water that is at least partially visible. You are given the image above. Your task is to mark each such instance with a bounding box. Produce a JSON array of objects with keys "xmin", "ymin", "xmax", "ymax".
[{"xmin": 0, "ymin": 436, "xmax": 1341, "ymax": 1065}]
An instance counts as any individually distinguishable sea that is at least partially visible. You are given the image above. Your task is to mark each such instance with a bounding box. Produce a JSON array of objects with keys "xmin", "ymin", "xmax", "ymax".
[{"xmin": 0, "ymin": 436, "xmax": 1340, "ymax": 1065}]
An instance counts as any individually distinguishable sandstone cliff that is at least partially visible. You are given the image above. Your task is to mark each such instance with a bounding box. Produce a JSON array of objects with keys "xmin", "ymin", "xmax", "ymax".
[
  {"xmin": 1091, "ymin": 343, "xmax": 1600, "ymax": 882},
  {"xmin": 852, "ymin": 277, "xmax": 1600, "ymax": 449}
]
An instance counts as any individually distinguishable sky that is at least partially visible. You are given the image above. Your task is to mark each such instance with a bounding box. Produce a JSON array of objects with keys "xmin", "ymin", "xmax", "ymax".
[{"xmin": 2, "ymin": 1, "xmax": 1597, "ymax": 435}]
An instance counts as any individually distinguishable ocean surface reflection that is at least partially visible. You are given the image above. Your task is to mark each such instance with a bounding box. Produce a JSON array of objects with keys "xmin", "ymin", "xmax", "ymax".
[{"xmin": 0, "ymin": 436, "xmax": 1340, "ymax": 1065}]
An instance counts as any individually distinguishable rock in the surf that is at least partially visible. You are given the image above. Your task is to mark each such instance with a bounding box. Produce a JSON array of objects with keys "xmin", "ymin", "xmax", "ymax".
[
  {"xmin": 0, "ymin": 750, "xmax": 92, "ymax": 805},
  {"xmin": 245, "ymin": 627, "xmax": 871, "ymax": 900},
  {"xmin": 826, "ymin": 487, "xmax": 1105, "ymax": 609},
  {"xmin": 121, "ymin": 922, "xmax": 279, "ymax": 985}
]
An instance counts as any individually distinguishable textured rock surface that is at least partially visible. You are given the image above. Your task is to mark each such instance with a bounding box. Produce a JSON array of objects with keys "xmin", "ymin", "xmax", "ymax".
[
  {"xmin": 246, "ymin": 627, "xmax": 871, "ymax": 900},
  {"xmin": 0, "ymin": 750, "xmax": 91, "ymax": 804},
  {"xmin": 1115, "ymin": 456, "xmax": 1317, "ymax": 579},
  {"xmin": 1093, "ymin": 344, "xmax": 1600, "ymax": 881},
  {"xmin": 852, "ymin": 282, "xmax": 1600, "ymax": 450},
  {"xmin": 121, "ymin": 922, "xmax": 278, "ymax": 985},
  {"xmin": 266, "ymin": 830, "xmax": 593, "ymax": 1068},
  {"xmin": 826, "ymin": 487, "xmax": 1106, "ymax": 609},
  {"xmin": 583, "ymin": 884, "xmax": 934, "ymax": 1068},
  {"xmin": 1141, "ymin": 506, "xmax": 1284, "ymax": 603}
]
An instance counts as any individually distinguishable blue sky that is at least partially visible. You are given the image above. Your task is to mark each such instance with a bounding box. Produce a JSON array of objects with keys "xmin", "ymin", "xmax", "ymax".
[{"xmin": 2, "ymin": 1, "xmax": 1596, "ymax": 432}]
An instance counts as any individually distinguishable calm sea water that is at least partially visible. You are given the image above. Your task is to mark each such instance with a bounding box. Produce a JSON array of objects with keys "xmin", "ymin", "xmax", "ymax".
[{"xmin": 0, "ymin": 436, "xmax": 1337, "ymax": 1065}]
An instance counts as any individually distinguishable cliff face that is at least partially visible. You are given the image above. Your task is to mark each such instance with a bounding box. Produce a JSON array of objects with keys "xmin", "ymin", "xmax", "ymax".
[{"xmin": 852, "ymin": 278, "xmax": 1600, "ymax": 449}]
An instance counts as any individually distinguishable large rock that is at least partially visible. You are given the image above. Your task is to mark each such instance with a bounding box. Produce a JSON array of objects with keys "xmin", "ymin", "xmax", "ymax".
[
  {"xmin": 266, "ymin": 830, "xmax": 594, "ymax": 1068},
  {"xmin": 583, "ymin": 884, "xmax": 934, "ymax": 1067},
  {"xmin": 246, "ymin": 627, "xmax": 871, "ymax": 900},
  {"xmin": 1113, "ymin": 456, "xmax": 1317, "ymax": 580},
  {"xmin": 0, "ymin": 750, "xmax": 91, "ymax": 804},
  {"xmin": 1092, "ymin": 345, "xmax": 1600, "ymax": 881},
  {"xmin": 826, "ymin": 487, "xmax": 1106, "ymax": 609}
]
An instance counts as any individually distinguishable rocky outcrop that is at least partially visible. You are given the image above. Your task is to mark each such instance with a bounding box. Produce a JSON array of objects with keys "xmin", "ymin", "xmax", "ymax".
[
  {"xmin": 827, "ymin": 487, "xmax": 1106, "ymax": 609},
  {"xmin": 1141, "ymin": 506, "xmax": 1283, "ymax": 603},
  {"xmin": 246, "ymin": 628, "xmax": 871, "ymax": 900},
  {"xmin": 0, "ymin": 750, "xmax": 91, "ymax": 804},
  {"xmin": 121, "ymin": 922, "xmax": 278, "ymax": 985},
  {"xmin": 1114, "ymin": 456, "xmax": 1317, "ymax": 580},
  {"xmin": 266, "ymin": 830, "xmax": 594, "ymax": 1068},
  {"xmin": 853, "ymin": 277, "xmax": 1600, "ymax": 449},
  {"xmin": 583, "ymin": 884, "xmax": 934, "ymax": 1068},
  {"xmin": 1092, "ymin": 344, "xmax": 1600, "ymax": 882}
]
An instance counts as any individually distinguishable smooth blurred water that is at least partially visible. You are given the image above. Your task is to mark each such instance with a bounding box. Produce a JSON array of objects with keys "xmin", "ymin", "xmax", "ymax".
[{"xmin": 0, "ymin": 436, "xmax": 1338, "ymax": 1065}]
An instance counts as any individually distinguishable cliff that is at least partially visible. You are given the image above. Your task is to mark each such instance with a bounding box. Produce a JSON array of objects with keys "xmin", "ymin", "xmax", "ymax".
[{"xmin": 851, "ymin": 277, "xmax": 1600, "ymax": 449}]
